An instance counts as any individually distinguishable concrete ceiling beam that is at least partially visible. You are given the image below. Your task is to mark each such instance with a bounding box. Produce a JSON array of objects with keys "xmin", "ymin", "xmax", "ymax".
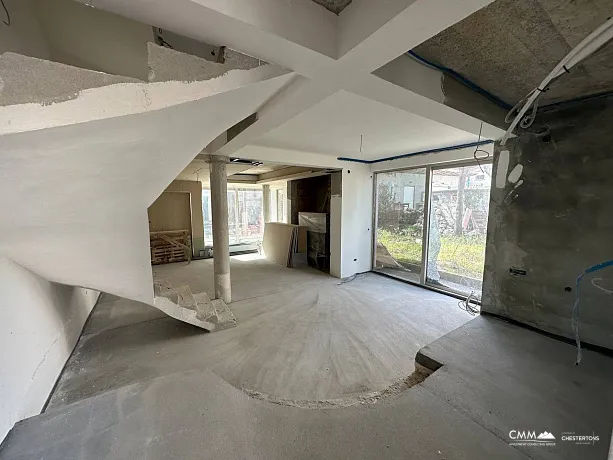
[
  {"xmin": 338, "ymin": 0, "xmax": 495, "ymax": 73},
  {"xmin": 212, "ymin": 76, "xmax": 337, "ymax": 156},
  {"xmin": 77, "ymin": 0, "xmax": 503, "ymax": 157}
]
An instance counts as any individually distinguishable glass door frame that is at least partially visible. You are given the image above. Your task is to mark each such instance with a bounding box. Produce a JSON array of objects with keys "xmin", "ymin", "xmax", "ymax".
[{"xmin": 371, "ymin": 158, "xmax": 493, "ymax": 298}]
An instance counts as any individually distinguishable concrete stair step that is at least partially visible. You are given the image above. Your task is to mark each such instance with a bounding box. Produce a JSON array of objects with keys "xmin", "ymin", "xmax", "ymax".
[{"xmin": 153, "ymin": 280, "xmax": 237, "ymax": 331}]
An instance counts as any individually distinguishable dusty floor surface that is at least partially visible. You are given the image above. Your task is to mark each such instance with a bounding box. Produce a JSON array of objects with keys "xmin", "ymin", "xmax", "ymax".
[
  {"xmin": 47, "ymin": 255, "xmax": 473, "ymax": 408},
  {"xmin": 3, "ymin": 257, "xmax": 611, "ymax": 460}
]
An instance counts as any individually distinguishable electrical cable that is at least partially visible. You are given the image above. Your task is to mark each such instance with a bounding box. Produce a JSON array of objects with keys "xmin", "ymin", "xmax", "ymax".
[
  {"xmin": 407, "ymin": 50, "xmax": 511, "ymax": 110},
  {"xmin": 571, "ymin": 259, "xmax": 613, "ymax": 365},
  {"xmin": 473, "ymin": 122, "xmax": 491, "ymax": 176},
  {"xmin": 1, "ymin": 0, "xmax": 10, "ymax": 26},
  {"xmin": 458, "ymin": 291, "xmax": 479, "ymax": 316},
  {"xmin": 502, "ymin": 17, "xmax": 613, "ymax": 146}
]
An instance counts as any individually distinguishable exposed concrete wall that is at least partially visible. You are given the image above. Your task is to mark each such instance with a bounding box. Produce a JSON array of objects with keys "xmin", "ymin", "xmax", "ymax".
[
  {"xmin": 150, "ymin": 180, "xmax": 206, "ymax": 255},
  {"xmin": 0, "ymin": 0, "xmax": 50, "ymax": 58},
  {"xmin": 0, "ymin": 256, "xmax": 99, "ymax": 443},
  {"xmin": 148, "ymin": 43, "xmax": 269, "ymax": 83},
  {"xmin": 483, "ymin": 96, "xmax": 613, "ymax": 350},
  {"xmin": 0, "ymin": 53, "xmax": 138, "ymax": 107},
  {"xmin": 35, "ymin": 0, "xmax": 153, "ymax": 80}
]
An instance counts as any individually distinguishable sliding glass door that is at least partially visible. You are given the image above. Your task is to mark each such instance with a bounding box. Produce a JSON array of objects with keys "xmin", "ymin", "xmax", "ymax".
[
  {"xmin": 373, "ymin": 161, "xmax": 492, "ymax": 300},
  {"xmin": 373, "ymin": 168, "xmax": 427, "ymax": 284},
  {"xmin": 426, "ymin": 164, "xmax": 492, "ymax": 298}
]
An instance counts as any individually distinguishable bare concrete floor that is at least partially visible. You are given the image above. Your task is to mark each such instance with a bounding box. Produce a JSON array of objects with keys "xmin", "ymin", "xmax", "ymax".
[
  {"xmin": 48, "ymin": 255, "xmax": 474, "ymax": 408},
  {"xmin": 4, "ymin": 313, "xmax": 611, "ymax": 459},
  {"xmin": 3, "ymin": 256, "xmax": 611, "ymax": 459}
]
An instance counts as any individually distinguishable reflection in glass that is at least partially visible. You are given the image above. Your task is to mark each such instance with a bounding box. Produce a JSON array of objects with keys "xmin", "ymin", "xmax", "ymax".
[
  {"xmin": 426, "ymin": 164, "xmax": 492, "ymax": 299},
  {"xmin": 374, "ymin": 169, "xmax": 427, "ymax": 284}
]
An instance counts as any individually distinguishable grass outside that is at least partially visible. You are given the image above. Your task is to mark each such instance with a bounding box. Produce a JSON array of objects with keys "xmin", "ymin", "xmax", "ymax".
[{"xmin": 378, "ymin": 228, "xmax": 486, "ymax": 279}]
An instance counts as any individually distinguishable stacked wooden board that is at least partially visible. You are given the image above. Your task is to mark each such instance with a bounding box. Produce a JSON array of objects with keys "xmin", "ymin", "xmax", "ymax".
[
  {"xmin": 262, "ymin": 223, "xmax": 307, "ymax": 268},
  {"xmin": 150, "ymin": 230, "xmax": 192, "ymax": 265}
]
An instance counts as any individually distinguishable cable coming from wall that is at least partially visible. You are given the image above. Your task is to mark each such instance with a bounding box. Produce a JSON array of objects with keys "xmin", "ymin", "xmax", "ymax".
[{"xmin": 1, "ymin": 0, "xmax": 10, "ymax": 26}]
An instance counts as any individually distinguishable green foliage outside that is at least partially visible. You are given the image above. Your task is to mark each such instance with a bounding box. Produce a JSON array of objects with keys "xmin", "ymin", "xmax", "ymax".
[{"xmin": 378, "ymin": 228, "xmax": 486, "ymax": 279}]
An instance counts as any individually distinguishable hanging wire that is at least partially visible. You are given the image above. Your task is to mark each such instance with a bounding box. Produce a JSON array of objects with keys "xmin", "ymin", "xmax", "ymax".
[
  {"xmin": 1, "ymin": 0, "xmax": 10, "ymax": 26},
  {"xmin": 473, "ymin": 122, "xmax": 491, "ymax": 176},
  {"xmin": 458, "ymin": 291, "xmax": 479, "ymax": 315}
]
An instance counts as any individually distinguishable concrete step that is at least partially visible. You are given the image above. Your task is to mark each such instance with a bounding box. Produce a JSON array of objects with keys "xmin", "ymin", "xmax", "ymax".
[
  {"xmin": 0, "ymin": 366, "xmax": 528, "ymax": 460},
  {"xmin": 153, "ymin": 280, "xmax": 237, "ymax": 331}
]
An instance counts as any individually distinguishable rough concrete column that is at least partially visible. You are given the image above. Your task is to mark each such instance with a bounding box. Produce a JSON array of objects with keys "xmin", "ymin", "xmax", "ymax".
[
  {"xmin": 208, "ymin": 155, "xmax": 231, "ymax": 303},
  {"xmin": 262, "ymin": 184, "xmax": 271, "ymax": 223}
]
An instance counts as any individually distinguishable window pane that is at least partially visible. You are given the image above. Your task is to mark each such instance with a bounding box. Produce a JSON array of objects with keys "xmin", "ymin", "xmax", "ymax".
[
  {"xmin": 235, "ymin": 189, "xmax": 264, "ymax": 243},
  {"xmin": 374, "ymin": 169, "xmax": 427, "ymax": 284},
  {"xmin": 426, "ymin": 164, "xmax": 492, "ymax": 299},
  {"xmin": 202, "ymin": 189, "xmax": 213, "ymax": 245}
]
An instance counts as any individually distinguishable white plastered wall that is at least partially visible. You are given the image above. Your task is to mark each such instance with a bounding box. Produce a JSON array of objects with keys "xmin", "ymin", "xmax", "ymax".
[
  {"xmin": 0, "ymin": 62, "xmax": 292, "ymax": 304},
  {"xmin": 337, "ymin": 165, "xmax": 373, "ymax": 278},
  {"xmin": 0, "ymin": 256, "xmax": 100, "ymax": 443}
]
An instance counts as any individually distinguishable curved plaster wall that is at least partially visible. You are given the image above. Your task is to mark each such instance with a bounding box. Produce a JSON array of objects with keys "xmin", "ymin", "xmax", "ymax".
[{"xmin": 0, "ymin": 55, "xmax": 293, "ymax": 303}]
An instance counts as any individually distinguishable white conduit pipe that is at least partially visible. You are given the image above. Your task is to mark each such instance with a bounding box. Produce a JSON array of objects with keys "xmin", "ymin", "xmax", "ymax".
[{"xmin": 501, "ymin": 17, "xmax": 613, "ymax": 146}]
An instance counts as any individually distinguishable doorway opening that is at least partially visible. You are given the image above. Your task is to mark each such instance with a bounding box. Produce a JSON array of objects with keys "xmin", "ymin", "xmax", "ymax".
[{"xmin": 373, "ymin": 161, "xmax": 492, "ymax": 300}]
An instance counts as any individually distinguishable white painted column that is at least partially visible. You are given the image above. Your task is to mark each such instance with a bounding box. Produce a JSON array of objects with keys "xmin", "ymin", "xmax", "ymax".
[
  {"xmin": 262, "ymin": 184, "xmax": 271, "ymax": 223},
  {"xmin": 208, "ymin": 155, "xmax": 231, "ymax": 303}
]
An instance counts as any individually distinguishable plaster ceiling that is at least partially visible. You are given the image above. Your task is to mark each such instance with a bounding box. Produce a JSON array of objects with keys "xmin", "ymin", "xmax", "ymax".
[
  {"xmin": 254, "ymin": 91, "xmax": 482, "ymax": 161},
  {"xmin": 241, "ymin": 164, "xmax": 291, "ymax": 175},
  {"xmin": 176, "ymin": 159, "xmax": 293, "ymax": 184},
  {"xmin": 414, "ymin": 0, "xmax": 613, "ymax": 106},
  {"xmin": 311, "ymin": 0, "xmax": 352, "ymax": 14},
  {"xmin": 176, "ymin": 160, "xmax": 252, "ymax": 183}
]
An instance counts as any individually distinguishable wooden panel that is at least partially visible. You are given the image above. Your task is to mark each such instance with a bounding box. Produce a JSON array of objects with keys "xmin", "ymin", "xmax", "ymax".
[
  {"xmin": 150, "ymin": 230, "xmax": 191, "ymax": 265},
  {"xmin": 148, "ymin": 192, "xmax": 192, "ymax": 234},
  {"xmin": 263, "ymin": 223, "xmax": 307, "ymax": 268}
]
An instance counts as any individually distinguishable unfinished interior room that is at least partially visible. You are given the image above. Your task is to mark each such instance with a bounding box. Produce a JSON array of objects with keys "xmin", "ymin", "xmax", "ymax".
[{"xmin": 1, "ymin": 0, "xmax": 612, "ymax": 458}]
